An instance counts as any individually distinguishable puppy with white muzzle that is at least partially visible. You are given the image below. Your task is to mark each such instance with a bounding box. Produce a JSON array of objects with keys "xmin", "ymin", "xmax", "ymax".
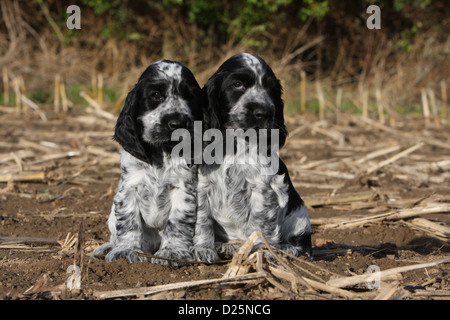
[
  {"xmin": 195, "ymin": 53, "xmax": 312, "ymax": 259},
  {"xmin": 93, "ymin": 60, "xmax": 217, "ymax": 264}
]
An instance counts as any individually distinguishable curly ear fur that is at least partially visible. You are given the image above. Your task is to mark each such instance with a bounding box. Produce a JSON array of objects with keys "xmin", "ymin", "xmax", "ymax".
[{"xmin": 114, "ymin": 85, "xmax": 162, "ymax": 165}]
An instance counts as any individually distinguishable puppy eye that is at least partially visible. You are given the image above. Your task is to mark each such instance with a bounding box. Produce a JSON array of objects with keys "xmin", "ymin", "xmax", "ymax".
[
  {"xmin": 232, "ymin": 81, "xmax": 245, "ymax": 90},
  {"xmin": 150, "ymin": 91, "xmax": 163, "ymax": 101}
]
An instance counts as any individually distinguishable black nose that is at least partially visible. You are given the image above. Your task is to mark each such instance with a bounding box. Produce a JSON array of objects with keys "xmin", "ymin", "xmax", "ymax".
[
  {"xmin": 168, "ymin": 119, "xmax": 183, "ymax": 130},
  {"xmin": 166, "ymin": 114, "xmax": 191, "ymax": 130},
  {"xmin": 253, "ymin": 107, "xmax": 270, "ymax": 121}
]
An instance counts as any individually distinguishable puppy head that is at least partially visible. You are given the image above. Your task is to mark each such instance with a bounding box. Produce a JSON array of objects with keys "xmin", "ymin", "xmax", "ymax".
[
  {"xmin": 203, "ymin": 52, "xmax": 287, "ymax": 147},
  {"xmin": 114, "ymin": 60, "xmax": 203, "ymax": 164}
]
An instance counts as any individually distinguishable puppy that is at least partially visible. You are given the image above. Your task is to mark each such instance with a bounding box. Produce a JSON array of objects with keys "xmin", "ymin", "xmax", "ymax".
[
  {"xmin": 196, "ymin": 52, "xmax": 312, "ymax": 259},
  {"xmin": 93, "ymin": 60, "xmax": 212, "ymax": 264}
]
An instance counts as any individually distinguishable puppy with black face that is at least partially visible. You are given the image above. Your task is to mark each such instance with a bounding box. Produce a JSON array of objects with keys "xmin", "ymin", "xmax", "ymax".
[
  {"xmin": 93, "ymin": 60, "xmax": 211, "ymax": 264},
  {"xmin": 195, "ymin": 53, "xmax": 312, "ymax": 259}
]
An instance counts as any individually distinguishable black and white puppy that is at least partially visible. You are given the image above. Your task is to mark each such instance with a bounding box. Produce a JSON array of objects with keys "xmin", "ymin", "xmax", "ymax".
[
  {"xmin": 93, "ymin": 60, "xmax": 211, "ymax": 264},
  {"xmin": 196, "ymin": 52, "xmax": 312, "ymax": 259}
]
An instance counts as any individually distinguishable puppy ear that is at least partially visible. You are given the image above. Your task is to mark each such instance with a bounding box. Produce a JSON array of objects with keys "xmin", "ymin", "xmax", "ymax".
[
  {"xmin": 114, "ymin": 86, "xmax": 151, "ymax": 163},
  {"xmin": 202, "ymin": 76, "xmax": 223, "ymax": 131},
  {"xmin": 273, "ymin": 80, "xmax": 287, "ymax": 148}
]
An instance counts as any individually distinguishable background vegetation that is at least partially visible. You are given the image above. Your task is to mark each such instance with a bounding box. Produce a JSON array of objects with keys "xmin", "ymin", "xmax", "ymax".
[{"xmin": 0, "ymin": 0, "xmax": 448, "ymax": 115}]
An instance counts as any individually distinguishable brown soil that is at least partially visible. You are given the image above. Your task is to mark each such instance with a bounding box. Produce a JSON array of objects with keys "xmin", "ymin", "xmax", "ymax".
[{"xmin": 0, "ymin": 107, "xmax": 449, "ymax": 300}]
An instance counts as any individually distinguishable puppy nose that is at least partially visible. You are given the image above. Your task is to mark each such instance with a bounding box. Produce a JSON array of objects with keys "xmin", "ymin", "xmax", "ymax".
[
  {"xmin": 253, "ymin": 107, "xmax": 270, "ymax": 120},
  {"xmin": 168, "ymin": 118, "xmax": 184, "ymax": 130},
  {"xmin": 166, "ymin": 113, "xmax": 191, "ymax": 131}
]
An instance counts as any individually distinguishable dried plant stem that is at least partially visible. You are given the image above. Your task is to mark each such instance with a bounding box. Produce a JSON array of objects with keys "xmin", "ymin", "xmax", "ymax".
[
  {"xmin": 354, "ymin": 145, "xmax": 401, "ymax": 165},
  {"xmin": 327, "ymin": 258, "xmax": 450, "ymax": 288},
  {"xmin": 0, "ymin": 236, "xmax": 59, "ymax": 245},
  {"xmin": 91, "ymin": 73, "xmax": 97, "ymax": 98},
  {"xmin": 360, "ymin": 85, "xmax": 369, "ymax": 118},
  {"xmin": 298, "ymin": 169, "xmax": 355, "ymax": 180},
  {"xmin": 80, "ymin": 90, "xmax": 116, "ymax": 120},
  {"xmin": 39, "ymin": 1, "xmax": 64, "ymax": 42},
  {"xmin": 13, "ymin": 77, "xmax": 21, "ymax": 112},
  {"xmin": 336, "ymin": 87, "xmax": 342, "ymax": 123},
  {"xmin": 54, "ymin": 74, "xmax": 60, "ymax": 112},
  {"xmin": 93, "ymin": 272, "xmax": 266, "ymax": 300},
  {"xmin": 269, "ymin": 266, "xmax": 356, "ymax": 299},
  {"xmin": 375, "ymin": 88, "xmax": 385, "ymax": 124},
  {"xmin": 421, "ymin": 88, "xmax": 430, "ymax": 125},
  {"xmin": 0, "ymin": 171, "xmax": 46, "ymax": 182},
  {"xmin": 304, "ymin": 190, "xmax": 374, "ymax": 208},
  {"xmin": 441, "ymin": 80, "xmax": 447, "ymax": 118},
  {"xmin": 80, "ymin": 90, "xmax": 102, "ymax": 110},
  {"xmin": 374, "ymin": 281, "xmax": 400, "ymax": 300},
  {"xmin": 427, "ymin": 88, "xmax": 440, "ymax": 128},
  {"xmin": 97, "ymin": 73, "xmax": 103, "ymax": 105},
  {"xmin": 114, "ymin": 80, "xmax": 131, "ymax": 111},
  {"xmin": 3, "ymin": 67, "xmax": 9, "ymax": 105},
  {"xmin": 19, "ymin": 76, "xmax": 25, "ymax": 95},
  {"xmin": 136, "ymin": 248, "xmax": 232, "ymax": 265},
  {"xmin": 384, "ymin": 102, "xmax": 397, "ymax": 127},
  {"xmin": 366, "ymin": 142, "xmax": 424, "ymax": 174},
  {"xmin": 300, "ymin": 70, "xmax": 306, "ymax": 112},
  {"xmin": 60, "ymin": 82, "xmax": 68, "ymax": 112},
  {"xmin": 256, "ymin": 231, "xmax": 314, "ymax": 291},
  {"xmin": 320, "ymin": 203, "xmax": 450, "ymax": 229},
  {"xmin": 224, "ymin": 231, "xmax": 261, "ymax": 277},
  {"xmin": 316, "ymin": 81, "xmax": 325, "ymax": 121},
  {"xmin": 358, "ymin": 115, "xmax": 399, "ymax": 134},
  {"xmin": 403, "ymin": 218, "xmax": 450, "ymax": 240},
  {"xmin": 21, "ymin": 95, "xmax": 48, "ymax": 121}
]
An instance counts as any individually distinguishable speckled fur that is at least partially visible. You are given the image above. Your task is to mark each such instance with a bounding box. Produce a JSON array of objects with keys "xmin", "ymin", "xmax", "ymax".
[
  {"xmin": 198, "ymin": 53, "xmax": 312, "ymax": 259},
  {"xmin": 92, "ymin": 60, "xmax": 218, "ymax": 264}
]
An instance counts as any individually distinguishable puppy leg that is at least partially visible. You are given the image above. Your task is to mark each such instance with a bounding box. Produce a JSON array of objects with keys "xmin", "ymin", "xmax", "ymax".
[
  {"xmin": 92, "ymin": 207, "xmax": 116, "ymax": 259},
  {"xmin": 246, "ymin": 185, "xmax": 281, "ymax": 245},
  {"xmin": 151, "ymin": 180, "xmax": 197, "ymax": 265},
  {"xmin": 282, "ymin": 205, "xmax": 312, "ymax": 259},
  {"xmin": 92, "ymin": 242, "xmax": 113, "ymax": 259},
  {"xmin": 192, "ymin": 183, "xmax": 219, "ymax": 263},
  {"xmin": 102, "ymin": 187, "xmax": 149, "ymax": 263}
]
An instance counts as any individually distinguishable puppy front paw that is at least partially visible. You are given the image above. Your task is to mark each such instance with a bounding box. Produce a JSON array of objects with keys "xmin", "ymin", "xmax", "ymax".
[
  {"xmin": 105, "ymin": 247, "xmax": 147, "ymax": 263},
  {"xmin": 151, "ymin": 248, "xmax": 193, "ymax": 266},
  {"xmin": 215, "ymin": 242, "xmax": 240, "ymax": 259},
  {"xmin": 92, "ymin": 242, "xmax": 114, "ymax": 259},
  {"xmin": 192, "ymin": 246, "xmax": 219, "ymax": 263}
]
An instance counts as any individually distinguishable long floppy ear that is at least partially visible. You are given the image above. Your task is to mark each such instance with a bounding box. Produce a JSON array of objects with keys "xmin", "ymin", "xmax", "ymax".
[
  {"xmin": 113, "ymin": 86, "xmax": 152, "ymax": 163},
  {"xmin": 202, "ymin": 75, "xmax": 223, "ymax": 132},
  {"xmin": 272, "ymin": 78, "xmax": 287, "ymax": 148}
]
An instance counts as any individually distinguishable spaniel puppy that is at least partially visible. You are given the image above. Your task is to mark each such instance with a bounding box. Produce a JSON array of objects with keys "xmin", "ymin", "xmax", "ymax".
[
  {"xmin": 92, "ymin": 60, "xmax": 212, "ymax": 264},
  {"xmin": 197, "ymin": 53, "xmax": 312, "ymax": 259}
]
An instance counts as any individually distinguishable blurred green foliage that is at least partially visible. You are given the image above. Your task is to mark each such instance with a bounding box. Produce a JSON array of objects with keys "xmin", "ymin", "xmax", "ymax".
[{"xmin": 74, "ymin": 0, "xmax": 435, "ymax": 45}]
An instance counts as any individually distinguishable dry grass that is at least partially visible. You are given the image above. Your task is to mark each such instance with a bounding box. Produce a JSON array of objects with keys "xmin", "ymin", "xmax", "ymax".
[
  {"xmin": 1, "ymin": 1, "xmax": 449, "ymax": 301},
  {"xmin": 1, "ymin": 1, "xmax": 448, "ymax": 114}
]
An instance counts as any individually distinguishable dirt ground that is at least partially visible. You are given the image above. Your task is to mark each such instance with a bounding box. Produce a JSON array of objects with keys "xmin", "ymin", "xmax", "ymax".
[{"xmin": 0, "ymin": 106, "xmax": 449, "ymax": 300}]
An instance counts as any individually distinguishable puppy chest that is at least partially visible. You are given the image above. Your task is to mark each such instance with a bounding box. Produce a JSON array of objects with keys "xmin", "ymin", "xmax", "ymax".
[
  {"xmin": 208, "ymin": 164, "xmax": 288, "ymax": 225},
  {"xmin": 134, "ymin": 184, "xmax": 167, "ymax": 229}
]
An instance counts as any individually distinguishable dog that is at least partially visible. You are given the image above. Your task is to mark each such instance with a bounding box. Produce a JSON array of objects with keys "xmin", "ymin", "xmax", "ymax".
[
  {"xmin": 92, "ymin": 60, "xmax": 216, "ymax": 264},
  {"xmin": 196, "ymin": 52, "xmax": 312, "ymax": 259}
]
